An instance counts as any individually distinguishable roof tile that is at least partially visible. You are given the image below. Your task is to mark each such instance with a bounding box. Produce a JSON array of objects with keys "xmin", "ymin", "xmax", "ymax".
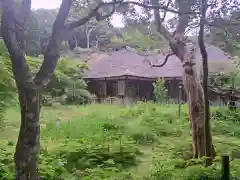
[{"xmin": 83, "ymin": 45, "xmax": 233, "ymax": 79}]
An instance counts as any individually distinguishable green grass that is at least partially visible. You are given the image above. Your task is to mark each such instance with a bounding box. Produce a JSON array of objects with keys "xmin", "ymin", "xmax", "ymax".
[{"xmin": 1, "ymin": 102, "xmax": 240, "ymax": 179}]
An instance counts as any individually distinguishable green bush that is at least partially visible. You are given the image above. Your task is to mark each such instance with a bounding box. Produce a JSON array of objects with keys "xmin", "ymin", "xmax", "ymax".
[
  {"xmin": 62, "ymin": 89, "xmax": 96, "ymax": 105},
  {"xmin": 0, "ymin": 138, "xmax": 140, "ymax": 179},
  {"xmin": 153, "ymin": 78, "xmax": 168, "ymax": 103},
  {"xmin": 0, "ymin": 39, "xmax": 90, "ymax": 110},
  {"xmin": 212, "ymin": 108, "xmax": 240, "ymax": 124},
  {"xmin": 0, "ymin": 40, "xmax": 8, "ymax": 56},
  {"xmin": 0, "ymin": 147, "xmax": 15, "ymax": 180},
  {"xmin": 0, "ymin": 102, "xmax": 6, "ymax": 129},
  {"xmin": 131, "ymin": 131, "xmax": 158, "ymax": 144},
  {"xmin": 41, "ymin": 94, "xmax": 53, "ymax": 107}
]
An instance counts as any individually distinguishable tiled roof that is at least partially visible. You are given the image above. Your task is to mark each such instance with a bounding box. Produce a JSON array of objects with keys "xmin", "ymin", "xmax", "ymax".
[{"xmin": 83, "ymin": 45, "xmax": 233, "ymax": 79}]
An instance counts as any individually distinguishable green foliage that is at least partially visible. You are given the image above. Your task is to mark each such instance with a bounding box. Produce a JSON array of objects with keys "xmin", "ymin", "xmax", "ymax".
[
  {"xmin": 211, "ymin": 108, "xmax": 240, "ymax": 137},
  {"xmin": 25, "ymin": 12, "xmax": 41, "ymax": 57},
  {"xmin": 153, "ymin": 78, "xmax": 168, "ymax": 103},
  {"xmin": 0, "ymin": 40, "xmax": 8, "ymax": 56},
  {"xmin": 212, "ymin": 108, "xmax": 240, "ymax": 124},
  {"xmin": 0, "ymin": 40, "xmax": 16, "ymax": 129},
  {"xmin": 0, "ymin": 39, "xmax": 90, "ymax": 118},
  {"xmin": 0, "ymin": 147, "xmax": 15, "ymax": 179},
  {"xmin": 32, "ymin": 9, "xmax": 58, "ymax": 35},
  {"xmin": 209, "ymin": 9, "xmax": 240, "ymax": 59},
  {"xmin": 24, "ymin": 56, "xmax": 91, "ymax": 105},
  {"xmin": 48, "ymin": 58, "xmax": 88, "ymax": 91},
  {"xmin": 2, "ymin": 103, "xmax": 240, "ymax": 179},
  {"xmin": 28, "ymin": 140, "xmax": 138, "ymax": 179},
  {"xmin": 111, "ymin": 28, "xmax": 165, "ymax": 51},
  {"xmin": 62, "ymin": 89, "xmax": 96, "ymax": 105}
]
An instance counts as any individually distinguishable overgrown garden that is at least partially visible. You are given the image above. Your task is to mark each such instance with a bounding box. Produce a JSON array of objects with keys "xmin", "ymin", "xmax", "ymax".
[
  {"xmin": 1, "ymin": 103, "xmax": 240, "ymax": 179},
  {"xmin": 0, "ymin": 0, "xmax": 240, "ymax": 179}
]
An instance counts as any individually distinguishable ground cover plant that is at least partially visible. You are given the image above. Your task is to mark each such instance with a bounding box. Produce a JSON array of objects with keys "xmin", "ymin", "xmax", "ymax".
[{"xmin": 1, "ymin": 102, "xmax": 240, "ymax": 179}]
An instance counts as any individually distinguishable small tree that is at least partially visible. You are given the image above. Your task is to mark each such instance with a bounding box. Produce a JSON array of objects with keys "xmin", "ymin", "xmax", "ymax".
[
  {"xmin": 1, "ymin": 0, "xmax": 118, "ymax": 178},
  {"xmin": 153, "ymin": 78, "xmax": 168, "ymax": 103}
]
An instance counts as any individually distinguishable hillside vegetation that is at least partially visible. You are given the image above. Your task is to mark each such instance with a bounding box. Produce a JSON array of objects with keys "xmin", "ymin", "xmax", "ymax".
[{"xmin": 1, "ymin": 102, "xmax": 240, "ymax": 179}]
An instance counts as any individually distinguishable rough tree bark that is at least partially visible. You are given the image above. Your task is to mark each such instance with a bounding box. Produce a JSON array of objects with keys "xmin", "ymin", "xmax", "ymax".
[
  {"xmin": 198, "ymin": 0, "xmax": 216, "ymax": 165},
  {"xmin": 1, "ymin": 0, "xmax": 72, "ymax": 178},
  {"xmin": 150, "ymin": 0, "xmax": 215, "ymax": 160},
  {"xmin": 1, "ymin": 0, "xmax": 117, "ymax": 178}
]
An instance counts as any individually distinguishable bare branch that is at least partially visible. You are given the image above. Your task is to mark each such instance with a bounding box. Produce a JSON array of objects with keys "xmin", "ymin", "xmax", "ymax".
[
  {"xmin": 208, "ymin": 85, "xmax": 240, "ymax": 97},
  {"xmin": 66, "ymin": 0, "xmax": 199, "ymax": 31},
  {"xmin": 54, "ymin": 0, "xmax": 73, "ymax": 28},
  {"xmin": 111, "ymin": 1, "xmax": 200, "ymax": 15},
  {"xmin": 96, "ymin": 0, "xmax": 118, "ymax": 21},
  {"xmin": 174, "ymin": 0, "xmax": 192, "ymax": 37},
  {"xmin": 151, "ymin": 0, "xmax": 172, "ymax": 41},
  {"xmin": 1, "ymin": 0, "xmax": 33, "ymax": 88},
  {"xmin": 65, "ymin": 4, "xmax": 101, "ymax": 29},
  {"xmin": 149, "ymin": 52, "xmax": 175, "ymax": 67},
  {"xmin": 198, "ymin": 5, "xmax": 208, "ymax": 64},
  {"xmin": 160, "ymin": 0, "xmax": 172, "ymax": 22},
  {"xmin": 167, "ymin": 0, "xmax": 197, "ymax": 62},
  {"xmin": 66, "ymin": 0, "xmax": 120, "ymax": 30},
  {"xmin": 35, "ymin": 0, "xmax": 119, "ymax": 87},
  {"xmin": 16, "ymin": 0, "xmax": 32, "ymax": 49},
  {"xmin": 34, "ymin": 0, "xmax": 73, "ymax": 87},
  {"xmin": 206, "ymin": 20, "xmax": 240, "ymax": 27},
  {"xmin": 19, "ymin": 0, "xmax": 32, "ymax": 24}
]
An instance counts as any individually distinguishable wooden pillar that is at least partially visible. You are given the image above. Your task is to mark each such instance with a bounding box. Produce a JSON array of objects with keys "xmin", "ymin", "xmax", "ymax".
[
  {"xmin": 117, "ymin": 78, "xmax": 126, "ymax": 104},
  {"xmin": 99, "ymin": 80, "xmax": 106, "ymax": 101},
  {"xmin": 125, "ymin": 76, "xmax": 128, "ymax": 97},
  {"xmin": 168, "ymin": 80, "xmax": 172, "ymax": 103},
  {"xmin": 125, "ymin": 76, "xmax": 128, "ymax": 105},
  {"xmin": 102, "ymin": 80, "xmax": 106, "ymax": 97}
]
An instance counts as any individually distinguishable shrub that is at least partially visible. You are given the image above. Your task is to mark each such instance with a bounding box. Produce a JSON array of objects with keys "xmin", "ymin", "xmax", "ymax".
[
  {"xmin": 41, "ymin": 94, "xmax": 53, "ymax": 107},
  {"xmin": 0, "ymin": 40, "xmax": 8, "ymax": 56},
  {"xmin": 27, "ymin": 56, "xmax": 91, "ymax": 105},
  {"xmin": 62, "ymin": 89, "xmax": 95, "ymax": 105},
  {"xmin": 0, "ymin": 39, "xmax": 90, "ymax": 108},
  {"xmin": 153, "ymin": 78, "xmax": 168, "ymax": 103},
  {"xmin": 212, "ymin": 108, "xmax": 240, "ymax": 124},
  {"xmin": 131, "ymin": 131, "xmax": 157, "ymax": 144},
  {"xmin": 0, "ymin": 102, "xmax": 6, "ymax": 129}
]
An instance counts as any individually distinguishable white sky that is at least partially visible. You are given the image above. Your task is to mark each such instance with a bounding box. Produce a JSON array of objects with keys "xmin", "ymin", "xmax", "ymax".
[{"xmin": 31, "ymin": 0, "xmax": 125, "ymax": 27}]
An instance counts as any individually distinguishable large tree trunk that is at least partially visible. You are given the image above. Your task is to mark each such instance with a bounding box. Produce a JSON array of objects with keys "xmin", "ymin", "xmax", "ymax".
[
  {"xmin": 198, "ymin": 0, "xmax": 216, "ymax": 165},
  {"xmin": 151, "ymin": 0, "xmax": 215, "ymax": 160},
  {"xmin": 15, "ymin": 87, "xmax": 41, "ymax": 180},
  {"xmin": 182, "ymin": 56, "xmax": 206, "ymax": 158}
]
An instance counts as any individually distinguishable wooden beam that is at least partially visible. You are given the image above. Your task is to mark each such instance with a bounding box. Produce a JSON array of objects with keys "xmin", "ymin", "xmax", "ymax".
[{"xmin": 84, "ymin": 75, "xmax": 182, "ymax": 81}]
